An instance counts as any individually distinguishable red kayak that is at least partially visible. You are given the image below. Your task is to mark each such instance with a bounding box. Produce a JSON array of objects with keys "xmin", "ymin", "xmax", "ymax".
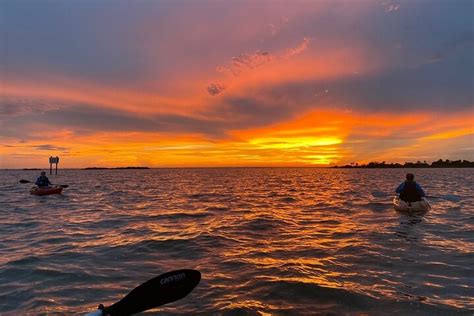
[{"xmin": 30, "ymin": 186, "xmax": 63, "ymax": 196}]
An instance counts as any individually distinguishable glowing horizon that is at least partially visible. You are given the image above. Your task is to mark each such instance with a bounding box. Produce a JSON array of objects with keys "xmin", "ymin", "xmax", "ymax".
[{"xmin": 1, "ymin": 0, "xmax": 473, "ymax": 168}]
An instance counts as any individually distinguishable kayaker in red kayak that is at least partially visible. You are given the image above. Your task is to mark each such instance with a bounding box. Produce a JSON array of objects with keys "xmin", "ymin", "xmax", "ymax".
[{"xmin": 35, "ymin": 171, "xmax": 52, "ymax": 187}]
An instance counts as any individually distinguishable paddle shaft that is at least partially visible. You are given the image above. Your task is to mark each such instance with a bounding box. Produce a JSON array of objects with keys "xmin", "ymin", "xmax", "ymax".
[{"xmin": 20, "ymin": 179, "xmax": 68, "ymax": 188}]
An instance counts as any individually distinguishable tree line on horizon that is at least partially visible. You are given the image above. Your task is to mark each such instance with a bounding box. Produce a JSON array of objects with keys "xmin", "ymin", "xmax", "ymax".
[{"xmin": 333, "ymin": 159, "xmax": 474, "ymax": 168}]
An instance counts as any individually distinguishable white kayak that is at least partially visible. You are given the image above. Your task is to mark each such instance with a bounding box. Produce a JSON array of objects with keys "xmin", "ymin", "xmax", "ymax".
[{"xmin": 393, "ymin": 196, "xmax": 431, "ymax": 213}]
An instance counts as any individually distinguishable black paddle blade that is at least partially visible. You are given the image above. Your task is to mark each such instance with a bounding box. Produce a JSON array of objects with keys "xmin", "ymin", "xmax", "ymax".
[
  {"xmin": 19, "ymin": 180, "xmax": 31, "ymax": 183},
  {"xmin": 103, "ymin": 269, "xmax": 201, "ymax": 316},
  {"xmin": 60, "ymin": 185, "xmax": 69, "ymax": 188}
]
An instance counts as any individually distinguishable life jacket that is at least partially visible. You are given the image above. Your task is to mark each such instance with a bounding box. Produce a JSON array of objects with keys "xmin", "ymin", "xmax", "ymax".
[
  {"xmin": 399, "ymin": 181, "xmax": 421, "ymax": 202},
  {"xmin": 36, "ymin": 176, "xmax": 50, "ymax": 187}
]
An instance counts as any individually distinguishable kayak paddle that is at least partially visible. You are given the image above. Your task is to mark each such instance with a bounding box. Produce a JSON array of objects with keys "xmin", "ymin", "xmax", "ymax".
[
  {"xmin": 19, "ymin": 179, "xmax": 69, "ymax": 188},
  {"xmin": 85, "ymin": 269, "xmax": 201, "ymax": 316}
]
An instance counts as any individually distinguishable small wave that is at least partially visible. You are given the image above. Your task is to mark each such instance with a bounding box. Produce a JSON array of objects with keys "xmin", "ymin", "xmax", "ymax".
[
  {"xmin": 33, "ymin": 267, "xmax": 91, "ymax": 280},
  {"xmin": 2, "ymin": 221, "xmax": 40, "ymax": 230},
  {"xmin": 279, "ymin": 196, "xmax": 297, "ymax": 203},
  {"xmin": 371, "ymin": 191, "xmax": 389, "ymax": 198},
  {"xmin": 242, "ymin": 217, "xmax": 285, "ymax": 232},
  {"xmin": 85, "ymin": 218, "xmax": 129, "ymax": 230},
  {"xmin": 34, "ymin": 236, "xmax": 72, "ymax": 245},
  {"xmin": 205, "ymin": 206, "xmax": 231, "ymax": 212},
  {"xmin": 189, "ymin": 193, "xmax": 222, "ymax": 199},
  {"xmin": 252, "ymin": 278, "xmax": 371, "ymax": 309},
  {"xmin": 112, "ymin": 233, "xmax": 238, "ymax": 259},
  {"xmin": 0, "ymin": 288, "xmax": 35, "ymax": 313},
  {"xmin": 148, "ymin": 211, "xmax": 212, "ymax": 220},
  {"xmin": 365, "ymin": 202, "xmax": 391, "ymax": 212},
  {"xmin": 394, "ymin": 230, "xmax": 419, "ymax": 241},
  {"xmin": 6, "ymin": 256, "xmax": 41, "ymax": 266},
  {"xmin": 317, "ymin": 219, "xmax": 341, "ymax": 225},
  {"xmin": 441, "ymin": 194, "xmax": 462, "ymax": 202},
  {"xmin": 107, "ymin": 190, "xmax": 126, "ymax": 196}
]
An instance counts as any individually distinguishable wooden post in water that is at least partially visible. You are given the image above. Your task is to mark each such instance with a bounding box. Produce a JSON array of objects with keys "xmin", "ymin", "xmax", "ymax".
[{"xmin": 49, "ymin": 156, "xmax": 60, "ymax": 175}]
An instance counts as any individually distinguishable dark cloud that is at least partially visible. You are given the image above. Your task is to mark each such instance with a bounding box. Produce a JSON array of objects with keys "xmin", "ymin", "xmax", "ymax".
[
  {"xmin": 207, "ymin": 83, "xmax": 226, "ymax": 96},
  {"xmin": 422, "ymin": 32, "xmax": 474, "ymax": 65},
  {"xmin": 381, "ymin": 1, "xmax": 400, "ymax": 13},
  {"xmin": 217, "ymin": 50, "xmax": 273, "ymax": 77},
  {"xmin": 244, "ymin": 49, "xmax": 473, "ymax": 113},
  {"xmin": 282, "ymin": 37, "xmax": 310, "ymax": 59},
  {"xmin": 42, "ymin": 106, "xmax": 231, "ymax": 136},
  {"xmin": 1, "ymin": 143, "xmax": 69, "ymax": 151},
  {"xmin": 0, "ymin": 94, "xmax": 301, "ymax": 141},
  {"xmin": 197, "ymin": 94, "xmax": 306, "ymax": 134},
  {"xmin": 215, "ymin": 37, "xmax": 309, "ymax": 79},
  {"xmin": 218, "ymin": 96, "xmax": 295, "ymax": 124},
  {"xmin": 0, "ymin": 104, "xmax": 19, "ymax": 116},
  {"xmin": 0, "ymin": 96, "xmax": 62, "ymax": 117},
  {"xmin": 0, "ymin": 100, "xmax": 232, "ymax": 139},
  {"xmin": 35, "ymin": 144, "xmax": 69, "ymax": 151}
]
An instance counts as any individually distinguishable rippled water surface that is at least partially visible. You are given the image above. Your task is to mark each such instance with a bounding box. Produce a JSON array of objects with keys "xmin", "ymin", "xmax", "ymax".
[{"xmin": 0, "ymin": 168, "xmax": 473, "ymax": 315}]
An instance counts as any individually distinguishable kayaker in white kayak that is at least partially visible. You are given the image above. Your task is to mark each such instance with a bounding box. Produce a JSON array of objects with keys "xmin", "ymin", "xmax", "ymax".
[
  {"xmin": 396, "ymin": 173, "xmax": 426, "ymax": 202},
  {"xmin": 35, "ymin": 171, "xmax": 52, "ymax": 187}
]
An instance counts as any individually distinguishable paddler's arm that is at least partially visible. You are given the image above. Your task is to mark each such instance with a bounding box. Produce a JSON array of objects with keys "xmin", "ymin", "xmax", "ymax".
[
  {"xmin": 395, "ymin": 182, "xmax": 404, "ymax": 194},
  {"xmin": 416, "ymin": 183, "xmax": 426, "ymax": 197}
]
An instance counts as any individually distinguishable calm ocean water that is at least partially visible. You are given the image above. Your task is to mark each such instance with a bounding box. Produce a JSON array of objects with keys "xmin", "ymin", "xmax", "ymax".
[{"xmin": 0, "ymin": 168, "xmax": 472, "ymax": 315}]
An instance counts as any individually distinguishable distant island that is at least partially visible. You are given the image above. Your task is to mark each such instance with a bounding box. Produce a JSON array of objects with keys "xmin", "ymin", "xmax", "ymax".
[
  {"xmin": 333, "ymin": 159, "xmax": 474, "ymax": 168},
  {"xmin": 84, "ymin": 167, "xmax": 150, "ymax": 170}
]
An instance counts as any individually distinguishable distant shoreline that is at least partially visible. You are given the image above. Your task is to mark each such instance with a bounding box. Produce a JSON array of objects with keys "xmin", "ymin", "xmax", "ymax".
[
  {"xmin": 83, "ymin": 167, "xmax": 150, "ymax": 170},
  {"xmin": 3, "ymin": 159, "xmax": 473, "ymax": 170},
  {"xmin": 333, "ymin": 159, "xmax": 474, "ymax": 168}
]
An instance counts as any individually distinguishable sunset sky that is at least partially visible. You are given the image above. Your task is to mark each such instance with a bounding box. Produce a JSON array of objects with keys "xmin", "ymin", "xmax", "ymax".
[{"xmin": 1, "ymin": 0, "xmax": 473, "ymax": 168}]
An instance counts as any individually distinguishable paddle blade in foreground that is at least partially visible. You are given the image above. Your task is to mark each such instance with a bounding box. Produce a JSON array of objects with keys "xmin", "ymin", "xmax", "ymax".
[
  {"xmin": 99, "ymin": 269, "xmax": 200, "ymax": 315},
  {"xmin": 19, "ymin": 180, "xmax": 31, "ymax": 184}
]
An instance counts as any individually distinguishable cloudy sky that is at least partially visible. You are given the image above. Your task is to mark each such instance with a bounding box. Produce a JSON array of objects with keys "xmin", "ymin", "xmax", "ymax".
[{"xmin": 0, "ymin": 0, "xmax": 472, "ymax": 168}]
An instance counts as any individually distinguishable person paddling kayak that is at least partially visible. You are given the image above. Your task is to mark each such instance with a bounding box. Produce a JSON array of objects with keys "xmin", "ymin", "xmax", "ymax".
[
  {"xmin": 35, "ymin": 171, "xmax": 52, "ymax": 187},
  {"xmin": 396, "ymin": 173, "xmax": 426, "ymax": 202}
]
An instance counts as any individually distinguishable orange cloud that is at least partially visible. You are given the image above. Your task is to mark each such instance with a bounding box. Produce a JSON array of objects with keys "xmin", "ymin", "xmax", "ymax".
[
  {"xmin": 209, "ymin": 41, "xmax": 379, "ymax": 99},
  {"xmin": 0, "ymin": 77, "xmax": 212, "ymax": 117}
]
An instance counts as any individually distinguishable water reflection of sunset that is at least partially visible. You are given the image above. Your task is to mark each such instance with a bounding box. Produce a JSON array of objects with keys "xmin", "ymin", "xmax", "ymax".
[{"xmin": 2, "ymin": 166, "xmax": 473, "ymax": 313}]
